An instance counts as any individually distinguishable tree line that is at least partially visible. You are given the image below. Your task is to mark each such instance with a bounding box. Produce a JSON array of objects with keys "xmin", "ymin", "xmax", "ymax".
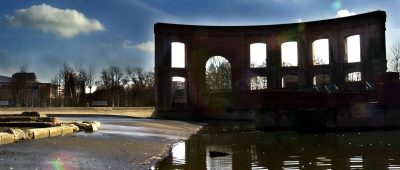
[{"xmin": 51, "ymin": 63, "xmax": 154, "ymax": 107}]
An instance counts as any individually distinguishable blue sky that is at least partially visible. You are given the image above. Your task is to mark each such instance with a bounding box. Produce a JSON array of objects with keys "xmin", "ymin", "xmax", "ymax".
[{"xmin": 0, "ymin": 0, "xmax": 399, "ymax": 82}]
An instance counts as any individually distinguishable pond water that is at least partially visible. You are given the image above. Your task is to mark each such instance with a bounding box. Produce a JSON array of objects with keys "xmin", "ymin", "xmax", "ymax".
[{"xmin": 155, "ymin": 121, "xmax": 400, "ymax": 169}]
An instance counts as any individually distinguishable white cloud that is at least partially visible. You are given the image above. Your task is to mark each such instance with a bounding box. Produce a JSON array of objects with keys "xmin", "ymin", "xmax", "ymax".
[
  {"xmin": 122, "ymin": 40, "xmax": 135, "ymax": 49},
  {"xmin": 123, "ymin": 40, "xmax": 154, "ymax": 53},
  {"xmin": 336, "ymin": 9, "xmax": 356, "ymax": 17},
  {"xmin": 6, "ymin": 4, "xmax": 105, "ymax": 38}
]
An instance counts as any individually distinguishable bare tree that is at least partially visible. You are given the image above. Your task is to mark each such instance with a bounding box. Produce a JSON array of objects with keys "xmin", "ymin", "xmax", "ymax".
[
  {"xmin": 282, "ymin": 62, "xmax": 293, "ymax": 67},
  {"xmin": 126, "ymin": 66, "xmax": 146, "ymax": 89},
  {"xmin": 144, "ymin": 71, "xmax": 155, "ymax": 88},
  {"xmin": 313, "ymin": 56, "xmax": 325, "ymax": 65},
  {"xmin": 388, "ymin": 42, "xmax": 400, "ymax": 72},
  {"xmin": 51, "ymin": 69, "xmax": 64, "ymax": 106},
  {"xmin": 10, "ymin": 65, "xmax": 37, "ymax": 107},
  {"xmin": 76, "ymin": 65, "xmax": 88, "ymax": 106},
  {"xmin": 96, "ymin": 65, "xmax": 126, "ymax": 106},
  {"xmin": 346, "ymin": 72, "xmax": 361, "ymax": 82},
  {"xmin": 125, "ymin": 66, "xmax": 155, "ymax": 106},
  {"xmin": 19, "ymin": 63, "xmax": 28, "ymax": 73},
  {"xmin": 251, "ymin": 76, "xmax": 267, "ymax": 90},
  {"xmin": 87, "ymin": 65, "xmax": 95, "ymax": 95},
  {"xmin": 205, "ymin": 56, "xmax": 232, "ymax": 92}
]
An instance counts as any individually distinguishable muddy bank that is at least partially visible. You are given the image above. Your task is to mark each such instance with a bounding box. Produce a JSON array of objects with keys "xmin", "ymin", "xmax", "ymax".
[{"xmin": 0, "ymin": 116, "xmax": 202, "ymax": 169}]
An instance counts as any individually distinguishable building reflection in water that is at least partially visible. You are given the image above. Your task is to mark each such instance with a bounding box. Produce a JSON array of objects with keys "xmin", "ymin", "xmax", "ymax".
[
  {"xmin": 206, "ymin": 145, "xmax": 232, "ymax": 170},
  {"xmin": 156, "ymin": 124, "xmax": 400, "ymax": 170},
  {"xmin": 172, "ymin": 142, "xmax": 186, "ymax": 166}
]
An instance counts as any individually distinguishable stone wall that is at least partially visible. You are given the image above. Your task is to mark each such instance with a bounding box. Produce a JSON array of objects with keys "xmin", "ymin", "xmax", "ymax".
[{"xmin": 154, "ymin": 11, "xmax": 387, "ymax": 119}]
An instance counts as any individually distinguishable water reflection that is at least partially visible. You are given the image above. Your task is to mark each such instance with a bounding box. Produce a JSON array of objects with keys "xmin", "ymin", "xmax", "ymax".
[
  {"xmin": 206, "ymin": 145, "xmax": 232, "ymax": 170},
  {"xmin": 349, "ymin": 156, "xmax": 363, "ymax": 169},
  {"xmin": 155, "ymin": 122, "xmax": 400, "ymax": 169},
  {"xmin": 172, "ymin": 142, "xmax": 186, "ymax": 165}
]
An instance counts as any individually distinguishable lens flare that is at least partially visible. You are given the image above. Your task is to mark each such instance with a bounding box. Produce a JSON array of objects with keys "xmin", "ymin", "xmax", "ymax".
[
  {"xmin": 42, "ymin": 151, "xmax": 77, "ymax": 170},
  {"xmin": 331, "ymin": 0, "xmax": 342, "ymax": 11},
  {"xmin": 297, "ymin": 23, "xmax": 306, "ymax": 32},
  {"xmin": 51, "ymin": 158, "xmax": 64, "ymax": 170}
]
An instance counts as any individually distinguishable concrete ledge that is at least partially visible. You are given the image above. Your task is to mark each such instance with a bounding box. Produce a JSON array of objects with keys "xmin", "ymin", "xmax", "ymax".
[
  {"xmin": 0, "ymin": 125, "xmax": 79, "ymax": 145},
  {"xmin": 0, "ymin": 132, "xmax": 14, "ymax": 145},
  {"xmin": 47, "ymin": 127, "xmax": 62, "ymax": 137},
  {"xmin": 61, "ymin": 126, "xmax": 75, "ymax": 135},
  {"xmin": 0, "ymin": 114, "xmax": 100, "ymax": 145},
  {"xmin": 25, "ymin": 126, "xmax": 77, "ymax": 140},
  {"xmin": 29, "ymin": 128, "xmax": 50, "ymax": 139}
]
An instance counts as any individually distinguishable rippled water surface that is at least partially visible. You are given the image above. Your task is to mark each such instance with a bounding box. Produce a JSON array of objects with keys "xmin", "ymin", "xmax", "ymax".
[{"xmin": 155, "ymin": 122, "xmax": 400, "ymax": 169}]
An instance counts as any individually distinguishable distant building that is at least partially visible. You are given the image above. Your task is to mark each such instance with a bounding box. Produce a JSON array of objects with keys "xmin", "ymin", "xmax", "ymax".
[{"xmin": 0, "ymin": 73, "xmax": 55, "ymax": 107}]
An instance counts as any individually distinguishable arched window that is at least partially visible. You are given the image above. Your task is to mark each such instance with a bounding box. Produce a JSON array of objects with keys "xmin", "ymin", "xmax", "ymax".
[
  {"xmin": 281, "ymin": 41, "xmax": 298, "ymax": 67},
  {"xmin": 312, "ymin": 39, "xmax": 329, "ymax": 65},
  {"xmin": 282, "ymin": 75, "xmax": 298, "ymax": 88},
  {"xmin": 171, "ymin": 42, "xmax": 185, "ymax": 68},
  {"xmin": 250, "ymin": 43, "xmax": 267, "ymax": 68},
  {"xmin": 345, "ymin": 72, "xmax": 361, "ymax": 82},
  {"xmin": 313, "ymin": 74, "xmax": 330, "ymax": 85},
  {"xmin": 205, "ymin": 56, "xmax": 231, "ymax": 92},
  {"xmin": 345, "ymin": 35, "xmax": 361, "ymax": 63},
  {"xmin": 171, "ymin": 76, "xmax": 186, "ymax": 103},
  {"xmin": 250, "ymin": 76, "xmax": 267, "ymax": 90}
]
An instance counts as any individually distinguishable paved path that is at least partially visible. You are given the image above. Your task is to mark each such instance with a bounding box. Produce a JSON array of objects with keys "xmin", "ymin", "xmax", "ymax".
[{"xmin": 0, "ymin": 116, "xmax": 202, "ymax": 169}]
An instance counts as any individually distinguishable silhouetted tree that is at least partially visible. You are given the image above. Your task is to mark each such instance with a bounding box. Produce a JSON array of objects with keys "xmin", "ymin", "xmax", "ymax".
[
  {"xmin": 76, "ymin": 65, "xmax": 88, "ymax": 106},
  {"xmin": 313, "ymin": 56, "xmax": 325, "ymax": 65},
  {"xmin": 282, "ymin": 61, "xmax": 294, "ymax": 67},
  {"xmin": 126, "ymin": 66, "xmax": 155, "ymax": 106},
  {"xmin": 10, "ymin": 70, "xmax": 36, "ymax": 107},
  {"xmin": 389, "ymin": 42, "xmax": 400, "ymax": 72},
  {"xmin": 96, "ymin": 65, "xmax": 127, "ymax": 106},
  {"xmin": 51, "ymin": 69, "xmax": 64, "ymax": 106},
  {"xmin": 250, "ymin": 76, "xmax": 267, "ymax": 90},
  {"xmin": 63, "ymin": 63, "xmax": 77, "ymax": 106},
  {"xmin": 87, "ymin": 65, "xmax": 95, "ymax": 95},
  {"xmin": 51, "ymin": 63, "xmax": 156, "ymax": 107}
]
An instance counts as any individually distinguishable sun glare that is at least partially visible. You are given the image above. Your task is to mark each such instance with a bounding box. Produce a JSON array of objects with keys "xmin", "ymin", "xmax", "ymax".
[
  {"xmin": 312, "ymin": 39, "xmax": 329, "ymax": 65},
  {"xmin": 171, "ymin": 42, "xmax": 185, "ymax": 68},
  {"xmin": 346, "ymin": 35, "xmax": 361, "ymax": 63},
  {"xmin": 281, "ymin": 42, "xmax": 298, "ymax": 67},
  {"xmin": 172, "ymin": 76, "xmax": 185, "ymax": 82},
  {"xmin": 250, "ymin": 43, "xmax": 267, "ymax": 68}
]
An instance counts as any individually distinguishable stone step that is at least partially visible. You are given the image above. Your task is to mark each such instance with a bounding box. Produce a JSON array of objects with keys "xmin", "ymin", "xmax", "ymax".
[{"xmin": 0, "ymin": 122, "xmax": 59, "ymax": 128}]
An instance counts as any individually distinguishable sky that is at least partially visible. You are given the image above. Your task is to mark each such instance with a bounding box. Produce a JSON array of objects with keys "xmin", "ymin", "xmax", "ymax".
[{"xmin": 0, "ymin": 0, "xmax": 399, "ymax": 83}]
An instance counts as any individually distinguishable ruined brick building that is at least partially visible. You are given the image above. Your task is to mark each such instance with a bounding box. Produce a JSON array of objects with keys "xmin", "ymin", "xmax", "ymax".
[
  {"xmin": 0, "ymin": 73, "xmax": 54, "ymax": 107},
  {"xmin": 153, "ymin": 11, "xmax": 391, "ymax": 119}
]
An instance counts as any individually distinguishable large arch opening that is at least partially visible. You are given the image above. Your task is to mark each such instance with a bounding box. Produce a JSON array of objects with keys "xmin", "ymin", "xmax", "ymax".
[
  {"xmin": 205, "ymin": 56, "xmax": 232, "ymax": 92},
  {"xmin": 281, "ymin": 41, "xmax": 298, "ymax": 67},
  {"xmin": 345, "ymin": 35, "xmax": 361, "ymax": 63},
  {"xmin": 171, "ymin": 42, "xmax": 185, "ymax": 68},
  {"xmin": 250, "ymin": 43, "xmax": 267, "ymax": 68},
  {"xmin": 312, "ymin": 39, "xmax": 329, "ymax": 65}
]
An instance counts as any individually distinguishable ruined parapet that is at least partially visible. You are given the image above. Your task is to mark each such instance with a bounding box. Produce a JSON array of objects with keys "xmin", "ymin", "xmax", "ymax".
[
  {"xmin": 375, "ymin": 72, "xmax": 400, "ymax": 107},
  {"xmin": 154, "ymin": 11, "xmax": 387, "ymax": 118}
]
